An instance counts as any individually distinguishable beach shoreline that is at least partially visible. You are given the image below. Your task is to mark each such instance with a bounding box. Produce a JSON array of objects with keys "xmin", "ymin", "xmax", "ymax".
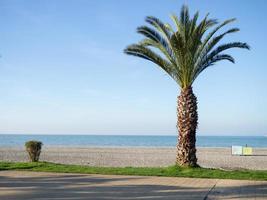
[{"xmin": 0, "ymin": 146, "xmax": 267, "ymax": 170}]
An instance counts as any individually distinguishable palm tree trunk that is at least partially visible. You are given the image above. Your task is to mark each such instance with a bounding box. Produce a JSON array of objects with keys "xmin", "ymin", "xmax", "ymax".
[{"xmin": 176, "ymin": 86, "xmax": 198, "ymax": 167}]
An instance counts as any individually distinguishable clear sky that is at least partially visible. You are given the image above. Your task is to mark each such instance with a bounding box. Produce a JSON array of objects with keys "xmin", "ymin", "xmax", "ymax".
[{"xmin": 0, "ymin": 0, "xmax": 266, "ymax": 136}]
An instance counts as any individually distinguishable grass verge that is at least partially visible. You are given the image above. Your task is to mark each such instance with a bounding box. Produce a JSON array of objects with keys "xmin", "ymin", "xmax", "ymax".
[{"xmin": 0, "ymin": 161, "xmax": 266, "ymax": 181}]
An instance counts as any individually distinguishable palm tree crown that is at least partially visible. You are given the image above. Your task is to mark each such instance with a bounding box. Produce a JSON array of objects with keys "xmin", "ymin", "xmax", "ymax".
[{"xmin": 124, "ymin": 5, "xmax": 250, "ymax": 89}]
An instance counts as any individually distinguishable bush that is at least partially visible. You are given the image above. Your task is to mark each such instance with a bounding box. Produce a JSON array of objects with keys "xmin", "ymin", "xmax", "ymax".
[{"xmin": 25, "ymin": 141, "xmax": 43, "ymax": 162}]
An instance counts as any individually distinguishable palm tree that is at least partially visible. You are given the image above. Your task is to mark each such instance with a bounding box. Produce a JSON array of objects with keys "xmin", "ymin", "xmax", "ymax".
[{"xmin": 124, "ymin": 5, "xmax": 249, "ymax": 167}]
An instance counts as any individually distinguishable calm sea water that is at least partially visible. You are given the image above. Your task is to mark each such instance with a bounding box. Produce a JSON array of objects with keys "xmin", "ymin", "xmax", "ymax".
[{"xmin": 0, "ymin": 134, "xmax": 266, "ymax": 147}]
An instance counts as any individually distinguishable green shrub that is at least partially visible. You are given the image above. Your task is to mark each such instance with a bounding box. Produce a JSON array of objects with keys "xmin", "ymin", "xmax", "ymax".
[{"xmin": 25, "ymin": 141, "xmax": 43, "ymax": 162}]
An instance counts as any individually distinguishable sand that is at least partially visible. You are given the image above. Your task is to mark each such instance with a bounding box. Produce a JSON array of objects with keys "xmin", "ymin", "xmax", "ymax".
[{"xmin": 0, "ymin": 146, "xmax": 267, "ymax": 170}]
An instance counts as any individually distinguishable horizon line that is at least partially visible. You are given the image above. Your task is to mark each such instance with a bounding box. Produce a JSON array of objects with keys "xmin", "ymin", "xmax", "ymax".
[{"xmin": 0, "ymin": 133, "xmax": 265, "ymax": 137}]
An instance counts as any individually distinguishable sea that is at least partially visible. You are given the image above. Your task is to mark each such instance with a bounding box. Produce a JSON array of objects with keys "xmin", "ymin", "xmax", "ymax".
[{"xmin": 0, "ymin": 134, "xmax": 266, "ymax": 148}]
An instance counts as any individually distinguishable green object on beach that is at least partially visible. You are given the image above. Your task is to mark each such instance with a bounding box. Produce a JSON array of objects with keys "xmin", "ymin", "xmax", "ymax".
[
  {"xmin": 25, "ymin": 141, "xmax": 43, "ymax": 162},
  {"xmin": 0, "ymin": 161, "xmax": 266, "ymax": 181}
]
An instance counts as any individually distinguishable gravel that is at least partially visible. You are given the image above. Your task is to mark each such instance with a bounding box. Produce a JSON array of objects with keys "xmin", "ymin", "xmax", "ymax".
[{"xmin": 0, "ymin": 147, "xmax": 267, "ymax": 170}]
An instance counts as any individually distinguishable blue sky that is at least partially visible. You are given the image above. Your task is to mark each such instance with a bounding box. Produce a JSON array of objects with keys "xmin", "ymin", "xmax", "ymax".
[{"xmin": 0, "ymin": 0, "xmax": 266, "ymax": 136}]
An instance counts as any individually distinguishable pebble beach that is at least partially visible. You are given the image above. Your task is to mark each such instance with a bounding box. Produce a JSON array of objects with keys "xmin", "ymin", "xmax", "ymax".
[{"xmin": 1, "ymin": 147, "xmax": 267, "ymax": 170}]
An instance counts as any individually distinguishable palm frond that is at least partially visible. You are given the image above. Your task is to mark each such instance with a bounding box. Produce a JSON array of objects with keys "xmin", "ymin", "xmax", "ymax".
[
  {"xmin": 144, "ymin": 16, "xmax": 177, "ymax": 64},
  {"xmin": 200, "ymin": 28, "xmax": 240, "ymax": 56},
  {"xmin": 192, "ymin": 54, "xmax": 235, "ymax": 81},
  {"xmin": 170, "ymin": 14, "xmax": 182, "ymax": 33},
  {"xmin": 194, "ymin": 14, "xmax": 218, "ymax": 38},
  {"xmin": 207, "ymin": 42, "xmax": 250, "ymax": 59},
  {"xmin": 194, "ymin": 28, "xmax": 240, "ymax": 71},
  {"xmin": 192, "ymin": 42, "xmax": 249, "ymax": 81},
  {"xmin": 124, "ymin": 4, "xmax": 249, "ymax": 89},
  {"xmin": 137, "ymin": 26, "xmax": 165, "ymax": 44},
  {"xmin": 180, "ymin": 5, "xmax": 190, "ymax": 26},
  {"xmin": 194, "ymin": 18, "xmax": 236, "ymax": 64},
  {"xmin": 139, "ymin": 39, "xmax": 174, "ymax": 65},
  {"xmin": 190, "ymin": 11, "xmax": 199, "ymax": 34},
  {"xmin": 124, "ymin": 44, "xmax": 179, "ymax": 83},
  {"xmin": 145, "ymin": 16, "xmax": 172, "ymax": 39},
  {"xmin": 201, "ymin": 18, "xmax": 236, "ymax": 50}
]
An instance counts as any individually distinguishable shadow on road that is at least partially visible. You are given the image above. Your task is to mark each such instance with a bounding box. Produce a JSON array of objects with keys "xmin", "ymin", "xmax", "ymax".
[{"xmin": 0, "ymin": 172, "xmax": 266, "ymax": 200}]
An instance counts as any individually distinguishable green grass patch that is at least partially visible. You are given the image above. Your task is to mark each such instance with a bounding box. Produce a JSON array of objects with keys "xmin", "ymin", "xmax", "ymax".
[{"xmin": 0, "ymin": 161, "xmax": 266, "ymax": 181}]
